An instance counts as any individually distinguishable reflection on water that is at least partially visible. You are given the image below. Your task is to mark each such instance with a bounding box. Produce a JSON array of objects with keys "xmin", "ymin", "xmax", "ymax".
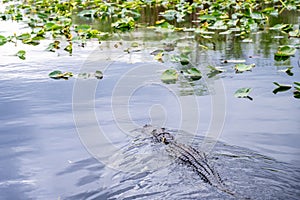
[{"xmin": 0, "ymin": 10, "xmax": 299, "ymax": 200}]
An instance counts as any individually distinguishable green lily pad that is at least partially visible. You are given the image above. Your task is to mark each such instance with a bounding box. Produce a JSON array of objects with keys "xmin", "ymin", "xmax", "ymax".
[
  {"xmin": 94, "ymin": 70, "xmax": 103, "ymax": 79},
  {"xmin": 294, "ymin": 82, "xmax": 300, "ymax": 99},
  {"xmin": 289, "ymin": 29, "xmax": 300, "ymax": 37},
  {"xmin": 161, "ymin": 69, "xmax": 178, "ymax": 84},
  {"xmin": 234, "ymin": 63, "xmax": 255, "ymax": 73},
  {"xmin": 16, "ymin": 33, "xmax": 31, "ymax": 40},
  {"xmin": 154, "ymin": 52, "xmax": 164, "ymax": 62},
  {"xmin": 274, "ymin": 46, "xmax": 296, "ymax": 61},
  {"xmin": 75, "ymin": 24, "xmax": 91, "ymax": 32},
  {"xmin": 44, "ymin": 22, "xmax": 61, "ymax": 31},
  {"xmin": 112, "ymin": 17, "xmax": 135, "ymax": 31},
  {"xmin": 184, "ymin": 68, "xmax": 202, "ymax": 81},
  {"xmin": 207, "ymin": 65, "xmax": 224, "ymax": 78},
  {"xmin": 16, "ymin": 50, "xmax": 26, "ymax": 60},
  {"xmin": 180, "ymin": 54, "xmax": 190, "ymax": 65},
  {"xmin": 0, "ymin": 35, "xmax": 7, "ymax": 46},
  {"xmin": 278, "ymin": 67, "xmax": 293, "ymax": 76},
  {"xmin": 46, "ymin": 41, "xmax": 60, "ymax": 52},
  {"xmin": 64, "ymin": 43, "xmax": 73, "ymax": 54},
  {"xmin": 273, "ymin": 82, "xmax": 292, "ymax": 94},
  {"xmin": 49, "ymin": 70, "xmax": 73, "ymax": 79},
  {"xmin": 77, "ymin": 9, "xmax": 97, "ymax": 18},
  {"xmin": 270, "ymin": 24, "xmax": 293, "ymax": 32},
  {"xmin": 160, "ymin": 10, "xmax": 177, "ymax": 21},
  {"xmin": 234, "ymin": 88, "xmax": 253, "ymax": 100},
  {"xmin": 294, "ymin": 91, "xmax": 300, "ymax": 99},
  {"xmin": 78, "ymin": 72, "xmax": 91, "ymax": 79}
]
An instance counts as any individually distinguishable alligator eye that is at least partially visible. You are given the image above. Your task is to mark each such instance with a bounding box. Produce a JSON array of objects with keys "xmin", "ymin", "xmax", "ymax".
[{"xmin": 162, "ymin": 137, "xmax": 169, "ymax": 145}]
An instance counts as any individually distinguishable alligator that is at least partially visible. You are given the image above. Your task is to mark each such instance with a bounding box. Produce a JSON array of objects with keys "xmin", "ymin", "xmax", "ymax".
[{"xmin": 142, "ymin": 124, "xmax": 249, "ymax": 199}]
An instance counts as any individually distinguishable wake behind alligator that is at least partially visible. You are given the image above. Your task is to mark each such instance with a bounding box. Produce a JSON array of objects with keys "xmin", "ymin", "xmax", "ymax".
[{"xmin": 142, "ymin": 124, "xmax": 249, "ymax": 199}]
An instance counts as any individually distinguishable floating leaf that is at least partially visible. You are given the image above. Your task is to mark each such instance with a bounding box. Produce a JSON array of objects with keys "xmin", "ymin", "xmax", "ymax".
[
  {"xmin": 207, "ymin": 65, "xmax": 224, "ymax": 78},
  {"xmin": 294, "ymin": 82, "xmax": 300, "ymax": 99},
  {"xmin": 289, "ymin": 29, "xmax": 300, "ymax": 37},
  {"xmin": 274, "ymin": 46, "xmax": 296, "ymax": 61},
  {"xmin": 278, "ymin": 67, "xmax": 293, "ymax": 76},
  {"xmin": 150, "ymin": 49, "xmax": 163, "ymax": 56},
  {"xmin": 270, "ymin": 24, "xmax": 293, "ymax": 32},
  {"xmin": 75, "ymin": 24, "xmax": 91, "ymax": 32},
  {"xmin": 94, "ymin": 70, "xmax": 103, "ymax": 79},
  {"xmin": 46, "ymin": 41, "xmax": 60, "ymax": 52},
  {"xmin": 161, "ymin": 69, "xmax": 178, "ymax": 84},
  {"xmin": 184, "ymin": 67, "xmax": 202, "ymax": 80},
  {"xmin": 154, "ymin": 52, "xmax": 164, "ymax": 62},
  {"xmin": 234, "ymin": 63, "xmax": 255, "ymax": 73},
  {"xmin": 44, "ymin": 22, "xmax": 61, "ymax": 31},
  {"xmin": 160, "ymin": 10, "xmax": 177, "ymax": 21},
  {"xmin": 273, "ymin": 82, "xmax": 292, "ymax": 94},
  {"xmin": 77, "ymin": 9, "xmax": 97, "ymax": 18},
  {"xmin": 251, "ymin": 12, "xmax": 265, "ymax": 20},
  {"xmin": 179, "ymin": 54, "xmax": 190, "ymax": 65},
  {"xmin": 64, "ymin": 43, "xmax": 73, "ymax": 54},
  {"xmin": 78, "ymin": 72, "xmax": 91, "ymax": 79},
  {"xmin": 131, "ymin": 42, "xmax": 139, "ymax": 47},
  {"xmin": 49, "ymin": 70, "xmax": 73, "ymax": 79},
  {"xmin": 16, "ymin": 33, "xmax": 31, "ymax": 40},
  {"xmin": 234, "ymin": 88, "xmax": 253, "ymax": 100},
  {"xmin": 16, "ymin": 50, "xmax": 26, "ymax": 60},
  {"xmin": 112, "ymin": 17, "xmax": 135, "ymax": 31},
  {"xmin": 0, "ymin": 35, "xmax": 7, "ymax": 45}
]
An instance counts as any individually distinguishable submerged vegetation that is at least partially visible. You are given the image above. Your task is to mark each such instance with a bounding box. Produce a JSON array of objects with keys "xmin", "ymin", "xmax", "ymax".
[{"xmin": 0, "ymin": 0, "xmax": 299, "ymax": 98}]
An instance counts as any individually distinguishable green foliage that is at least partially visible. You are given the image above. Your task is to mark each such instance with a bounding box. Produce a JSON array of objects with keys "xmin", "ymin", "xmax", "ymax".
[
  {"xmin": 234, "ymin": 64, "xmax": 255, "ymax": 73},
  {"xmin": 234, "ymin": 88, "xmax": 253, "ymax": 100},
  {"xmin": 161, "ymin": 69, "xmax": 178, "ymax": 84},
  {"xmin": 274, "ymin": 46, "xmax": 296, "ymax": 61},
  {"xmin": 273, "ymin": 82, "xmax": 292, "ymax": 94},
  {"xmin": 16, "ymin": 50, "xmax": 26, "ymax": 60},
  {"xmin": 112, "ymin": 17, "xmax": 135, "ymax": 31},
  {"xmin": 0, "ymin": 35, "xmax": 7, "ymax": 45},
  {"xmin": 49, "ymin": 70, "xmax": 73, "ymax": 79},
  {"xmin": 184, "ymin": 67, "xmax": 202, "ymax": 80}
]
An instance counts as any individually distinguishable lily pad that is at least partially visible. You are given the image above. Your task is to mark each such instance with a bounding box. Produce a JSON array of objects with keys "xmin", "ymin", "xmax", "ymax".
[
  {"xmin": 112, "ymin": 17, "xmax": 135, "ymax": 31},
  {"xmin": 16, "ymin": 50, "xmax": 26, "ymax": 60},
  {"xmin": 289, "ymin": 29, "xmax": 300, "ymax": 37},
  {"xmin": 234, "ymin": 88, "xmax": 253, "ymax": 100},
  {"xmin": 207, "ymin": 65, "xmax": 224, "ymax": 78},
  {"xmin": 46, "ymin": 41, "xmax": 60, "ymax": 52},
  {"xmin": 78, "ymin": 9, "xmax": 97, "ymax": 18},
  {"xmin": 274, "ymin": 46, "xmax": 296, "ymax": 61},
  {"xmin": 234, "ymin": 63, "xmax": 255, "ymax": 73},
  {"xmin": 154, "ymin": 52, "xmax": 164, "ymax": 62},
  {"xmin": 0, "ymin": 35, "xmax": 7, "ymax": 46},
  {"xmin": 179, "ymin": 54, "xmax": 190, "ymax": 65},
  {"xmin": 78, "ymin": 72, "xmax": 91, "ymax": 79},
  {"xmin": 161, "ymin": 69, "xmax": 178, "ymax": 84},
  {"xmin": 273, "ymin": 82, "xmax": 292, "ymax": 94},
  {"xmin": 49, "ymin": 70, "xmax": 73, "ymax": 79},
  {"xmin": 294, "ymin": 82, "xmax": 300, "ymax": 99},
  {"xmin": 278, "ymin": 67, "xmax": 293, "ymax": 76},
  {"xmin": 16, "ymin": 33, "xmax": 31, "ymax": 40},
  {"xmin": 184, "ymin": 68, "xmax": 202, "ymax": 80},
  {"xmin": 94, "ymin": 70, "xmax": 103, "ymax": 79},
  {"xmin": 270, "ymin": 24, "xmax": 293, "ymax": 32}
]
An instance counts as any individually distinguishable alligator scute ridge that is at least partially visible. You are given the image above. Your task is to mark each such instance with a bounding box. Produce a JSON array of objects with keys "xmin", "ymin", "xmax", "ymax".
[{"xmin": 142, "ymin": 124, "xmax": 250, "ymax": 200}]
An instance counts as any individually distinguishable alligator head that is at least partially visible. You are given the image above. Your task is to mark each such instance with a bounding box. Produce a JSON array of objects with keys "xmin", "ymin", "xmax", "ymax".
[{"xmin": 142, "ymin": 124, "xmax": 174, "ymax": 145}]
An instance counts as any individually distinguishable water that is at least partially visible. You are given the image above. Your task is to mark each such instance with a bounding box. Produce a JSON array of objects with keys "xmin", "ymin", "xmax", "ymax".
[{"xmin": 0, "ymin": 12, "xmax": 300, "ymax": 200}]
